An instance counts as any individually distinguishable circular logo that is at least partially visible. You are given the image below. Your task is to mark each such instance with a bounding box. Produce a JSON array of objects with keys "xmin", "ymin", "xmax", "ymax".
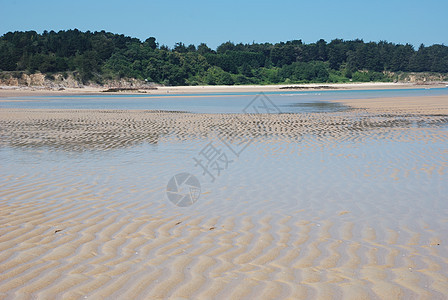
[{"xmin": 166, "ymin": 173, "xmax": 201, "ymax": 207}]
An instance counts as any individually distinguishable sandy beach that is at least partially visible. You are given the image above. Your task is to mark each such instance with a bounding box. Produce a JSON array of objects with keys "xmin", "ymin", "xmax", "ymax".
[
  {"xmin": 1, "ymin": 82, "xmax": 447, "ymax": 98},
  {"xmin": 1, "ymin": 91, "xmax": 447, "ymax": 299}
]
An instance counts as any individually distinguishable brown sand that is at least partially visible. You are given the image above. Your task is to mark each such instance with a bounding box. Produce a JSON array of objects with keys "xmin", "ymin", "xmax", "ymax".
[
  {"xmin": 1, "ymin": 95, "xmax": 448, "ymax": 299},
  {"xmin": 1, "ymin": 201, "xmax": 444, "ymax": 299}
]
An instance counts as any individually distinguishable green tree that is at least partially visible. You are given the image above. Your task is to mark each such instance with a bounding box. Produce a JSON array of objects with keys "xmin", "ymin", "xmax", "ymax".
[{"xmin": 144, "ymin": 37, "xmax": 157, "ymax": 50}]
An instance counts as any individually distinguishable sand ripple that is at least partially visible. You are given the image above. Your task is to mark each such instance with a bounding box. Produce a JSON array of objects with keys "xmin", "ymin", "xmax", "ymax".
[
  {"xmin": 1, "ymin": 103, "xmax": 447, "ymax": 299},
  {"xmin": 1, "ymin": 109, "xmax": 447, "ymax": 151},
  {"xmin": 0, "ymin": 200, "xmax": 447, "ymax": 299}
]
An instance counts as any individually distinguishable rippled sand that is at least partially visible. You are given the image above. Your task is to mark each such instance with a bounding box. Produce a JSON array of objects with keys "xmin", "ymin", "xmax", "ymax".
[{"xmin": 1, "ymin": 96, "xmax": 448, "ymax": 299}]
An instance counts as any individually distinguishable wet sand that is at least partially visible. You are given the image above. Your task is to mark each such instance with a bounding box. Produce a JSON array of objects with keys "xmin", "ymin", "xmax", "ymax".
[
  {"xmin": 333, "ymin": 95, "xmax": 448, "ymax": 115},
  {"xmin": 0, "ymin": 95, "xmax": 448, "ymax": 299}
]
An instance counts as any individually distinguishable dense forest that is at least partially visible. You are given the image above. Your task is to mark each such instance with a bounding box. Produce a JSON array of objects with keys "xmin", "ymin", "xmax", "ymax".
[{"xmin": 1, "ymin": 30, "xmax": 447, "ymax": 86}]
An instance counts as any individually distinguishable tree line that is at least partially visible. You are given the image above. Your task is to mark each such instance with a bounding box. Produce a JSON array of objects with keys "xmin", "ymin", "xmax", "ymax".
[{"xmin": 0, "ymin": 29, "xmax": 447, "ymax": 85}]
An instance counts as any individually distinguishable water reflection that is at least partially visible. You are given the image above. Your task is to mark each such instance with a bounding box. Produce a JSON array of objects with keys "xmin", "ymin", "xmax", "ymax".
[
  {"xmin": 281, "ymin": 101, "xmax": 351, "ymax": 113},
  {"xmin": 1, "ymin": 88, "xmax": 448, "ymax": 112}
]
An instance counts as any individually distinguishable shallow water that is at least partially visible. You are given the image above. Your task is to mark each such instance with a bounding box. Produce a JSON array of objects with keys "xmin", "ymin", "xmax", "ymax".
[
  {"xmin": 1, "ymin": 87, "xmax": 448, "ymax": 113},
  {"xmin": 1, "ymin": 107, "xmax": 447, "ymax": 225},
  {"xmin": 1, "ymin": 118, "xmax": 446, "ymax": 218}
]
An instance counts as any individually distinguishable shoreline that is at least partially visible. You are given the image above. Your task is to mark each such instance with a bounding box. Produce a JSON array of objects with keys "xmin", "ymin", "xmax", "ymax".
[
  {"xmin": 1, "ymin": 82, "xmax": 447, "ymax": 98},
  {"xmin": 1, "ymin": 95, "xmax": 447, "ymax": 115}
]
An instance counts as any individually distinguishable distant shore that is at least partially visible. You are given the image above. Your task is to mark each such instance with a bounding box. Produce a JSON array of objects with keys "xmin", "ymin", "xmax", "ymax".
[{"xmin": 1, "ymin": 82, "xmax": 447, "ymax": 98}]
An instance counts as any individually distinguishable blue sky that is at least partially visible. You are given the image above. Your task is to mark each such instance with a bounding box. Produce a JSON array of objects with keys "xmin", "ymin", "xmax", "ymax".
[{"xmin": 1, "ymin": 0, "xmax": 446, "ymax": 49}]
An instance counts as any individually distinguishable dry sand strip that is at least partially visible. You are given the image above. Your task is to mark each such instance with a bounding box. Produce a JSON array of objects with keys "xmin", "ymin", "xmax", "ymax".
[{"xmin": 1, "ymin": 82, "xmax": 446, "ymax": 97}]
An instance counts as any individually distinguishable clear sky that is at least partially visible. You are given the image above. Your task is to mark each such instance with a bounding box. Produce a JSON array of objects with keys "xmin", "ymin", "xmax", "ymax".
[{"xmin": 1, "ymin": 0, "xmax": 446, "ymax": 49}]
